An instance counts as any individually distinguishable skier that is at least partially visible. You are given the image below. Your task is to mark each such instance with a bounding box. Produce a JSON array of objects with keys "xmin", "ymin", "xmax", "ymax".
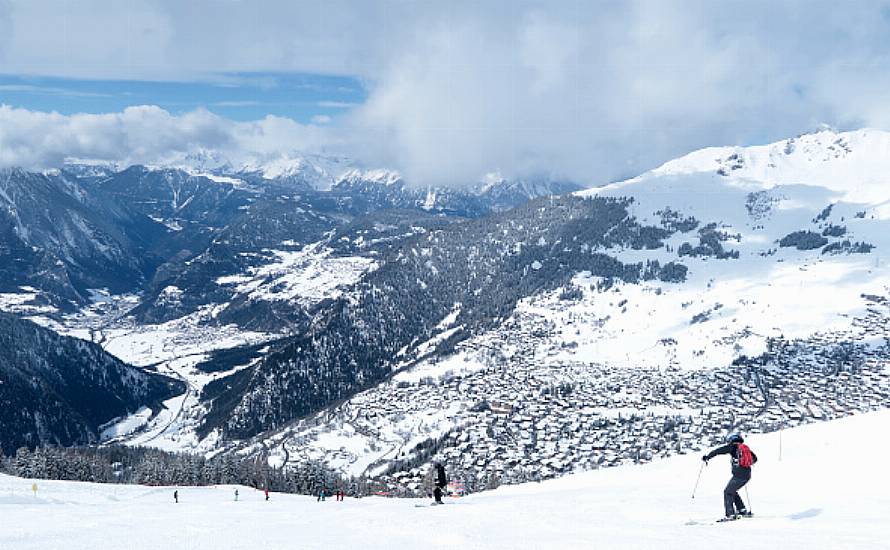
[
  {"xmin": 173, "ymin": 490, "xmax": 178, "ymax": 504},
  {"xmin": 234, "ymin": 489, "xmax": 239, "ymax": 502},
  {"xmin": 264, "ymin": 487, "xmax": 269, "ymax": 501},
  {"xmin": 317, "ymin": 489, "xmax": 326, "ymax": 502},
  {"xmin": 432, "ymin": 462, "xmax": 447, "ymax": 505},
  {"xmin": 702, "ymin": 433, "xmax": 757, "ymax": 521}
]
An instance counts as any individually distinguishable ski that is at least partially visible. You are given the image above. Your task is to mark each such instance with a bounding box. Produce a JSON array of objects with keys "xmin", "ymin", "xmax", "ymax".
[
  {"xmin": 686, "ymin": 512, "xmax": 765, "ymax": 526},
  {"xmin": 685, "ymin": 517, "xmax": 735, "ymax": 526}
]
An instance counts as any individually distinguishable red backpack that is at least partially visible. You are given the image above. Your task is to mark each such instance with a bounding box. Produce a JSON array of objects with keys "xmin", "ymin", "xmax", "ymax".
[{"xmin": 738, "ymin": 444, "xmax": 754, "ymax": 468}]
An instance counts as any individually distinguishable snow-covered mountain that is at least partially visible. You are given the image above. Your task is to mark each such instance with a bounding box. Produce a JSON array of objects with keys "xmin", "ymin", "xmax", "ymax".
[
  {"xmin": 330, "ymin": 168, "xmax": 495, "ymax": 216},
  {"xmin": 570, "ymin": 128, "xmax": 890, "ymax": 370},
  {"xmin": 0, "ymin": 312, "xmax": 183, "ymax": 454},
  {"xmin": 2, "ymin": 129, "xmax": 889, "ymax": 493},
  {"xmin": 59, "ymin": 159, "xmax": 123, "ymax": 181},
  {"xmin": 334, "ymin": 169, "xmax": 405, "ymax": 188},
  {"xmin": 233, "ymin": 153, "xmax": 356, "ymax": 191},
  {"xmin": 0, "ymin": 167, "xmax": 166, "ymax": 305},
  {"xmin": 0, "ymin": 155, "xmax": 586, "ymax": 454},
  {"xmin": 648, "ymin": 128, "xmax": 890, "ymax": 204},
  {"xmin": 215, "ymin": 128, "xmax": 890, "ymax": 484},
  {"xmin": 475, "ymin": 171, "xmax": 583, "ymax": 211}
]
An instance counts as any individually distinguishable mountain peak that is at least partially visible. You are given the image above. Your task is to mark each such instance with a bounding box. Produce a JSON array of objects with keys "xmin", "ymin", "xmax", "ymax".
[
  {"xmin": 632, "ymin": 128, "xmax": 890, "ymax": 205},
  {"xmin": 336, "ymin": 168, "xmax": 404, "ymax": 187}
]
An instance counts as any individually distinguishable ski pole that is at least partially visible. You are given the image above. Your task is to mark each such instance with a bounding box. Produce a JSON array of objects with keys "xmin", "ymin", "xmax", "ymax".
[
  {"xmin": 745, "ymin": 486, "xmax": 752, "ymax": 513},
  {"xmin": 691, "ymin": 462, "xmax": 705, "ymax": 499},
  {"xmin": 778, "ymin": 429, "xmax": 783, "ymax": 462}
]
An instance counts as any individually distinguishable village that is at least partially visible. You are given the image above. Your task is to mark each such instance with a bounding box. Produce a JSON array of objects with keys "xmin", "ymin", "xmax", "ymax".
[{"xmin": 274, "ymin": 293, "xmax": 890, "ymax": 497}]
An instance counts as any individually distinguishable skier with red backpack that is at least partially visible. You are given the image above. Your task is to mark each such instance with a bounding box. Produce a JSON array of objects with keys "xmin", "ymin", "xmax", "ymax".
[{"xmin": 703, "ymin": 433, "xmax": 757, "ymax": 521}]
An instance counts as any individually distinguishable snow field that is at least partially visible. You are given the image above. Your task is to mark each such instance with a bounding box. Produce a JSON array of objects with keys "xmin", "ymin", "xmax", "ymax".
[
  {"xmin": 216, "ymin": 243, "xmax": 377, "ymax": 307},
  {"xmin": 1, "ymin": 410, "xmax": 888, "ymax": 549},
  {"xmin": 564, "ymin": 130, "xmax": 890, "ymax": 373}
]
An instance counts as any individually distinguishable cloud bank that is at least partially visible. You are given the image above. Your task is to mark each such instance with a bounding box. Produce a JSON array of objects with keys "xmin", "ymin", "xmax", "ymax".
[
  {"xmin": 3, "ymin": 1, "xmax": 890, "ymax": 185},
  {"xmin": 0, "ymin": 104, "xmax": 334, "ymax": 169}
]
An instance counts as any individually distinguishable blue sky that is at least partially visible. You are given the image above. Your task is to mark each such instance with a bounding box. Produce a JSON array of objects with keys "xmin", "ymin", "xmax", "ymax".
[{"xmin": 0, "ymin": 72, "xmax": 366, "ymax": 123}]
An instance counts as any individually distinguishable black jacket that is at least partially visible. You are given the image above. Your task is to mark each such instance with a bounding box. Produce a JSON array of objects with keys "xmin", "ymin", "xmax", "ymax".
[
  {"xmin": 705, "ymin": 444, "xmax": 758, "ymax": 477},
  {"xmin": 435, "ymin": 465, "xmax": 447, "ymax": 488}
]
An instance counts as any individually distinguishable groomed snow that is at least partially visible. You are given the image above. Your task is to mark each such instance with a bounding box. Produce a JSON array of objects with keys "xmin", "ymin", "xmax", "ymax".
[{"xmin": 2, "ymin": 410, "xmax": 887, "ymax": 549}]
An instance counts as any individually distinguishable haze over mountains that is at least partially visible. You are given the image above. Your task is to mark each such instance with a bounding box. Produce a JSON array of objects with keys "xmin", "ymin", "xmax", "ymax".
[{"xmin": 1, "ymin": 129, "xmax": 888, "ymax": 491}]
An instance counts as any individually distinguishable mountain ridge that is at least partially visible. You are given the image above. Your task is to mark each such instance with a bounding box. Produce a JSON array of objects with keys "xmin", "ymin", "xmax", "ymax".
[
  {"xmin": 0, "ymin": 311, "xmax": 184, "ymax": 455},
  {"xmin": 2, "ymin": 128, "xmax": 889, "ymax": 487}
]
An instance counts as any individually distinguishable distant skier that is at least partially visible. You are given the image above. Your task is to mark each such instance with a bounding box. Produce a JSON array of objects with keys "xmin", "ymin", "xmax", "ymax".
[
  {"xmin": 264, "ymin": 487, "xmax": 269, "ymax": 501},
  {"xmin": 235, "ymin": 489, "xmax": 239, "ymax": 502},
  {"xmin": 317, "ymin": 489, "xmax": 326, "ymax": 502},
  {"xmin": 174, "ymin": 490, "xmax": 178, "ymax": 504},
  {"xmin": 432, "ymin": 462, "xmax": 447, "ymax": 504},
  {"xmin": 703, "ymin": 433, "xmax": 757, "ymax": 521}
]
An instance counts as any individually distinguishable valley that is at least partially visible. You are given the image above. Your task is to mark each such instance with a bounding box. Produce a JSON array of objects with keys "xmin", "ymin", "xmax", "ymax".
[{"xmin": 2, "ymin": 129, "xmax": 890, "ymax": 497}]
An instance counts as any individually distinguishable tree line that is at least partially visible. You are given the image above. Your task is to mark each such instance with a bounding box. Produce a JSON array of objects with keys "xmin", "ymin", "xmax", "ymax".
[{"xmin": 0, "ymin": 444, "xmax": 368, "ymax": 496}]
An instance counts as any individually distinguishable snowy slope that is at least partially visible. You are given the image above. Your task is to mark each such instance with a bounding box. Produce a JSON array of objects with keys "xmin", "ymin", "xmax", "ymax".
[
  {"xmin": 566, "ymin": 128, "xmax": 890, "ymax": 370},
  {"xmin": 1, "ymin": 409, "xmax": 888, "ymax": 549},
  {"xmin": 648, "ymin": 128, "xmax": 890, "ymax": 204},
  {"xmin": 214, "ymin": 241, "xmax": 377, "ymax": 307}
]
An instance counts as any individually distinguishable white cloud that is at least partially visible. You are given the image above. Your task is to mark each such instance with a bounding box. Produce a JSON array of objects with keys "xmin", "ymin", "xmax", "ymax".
[
  {"xmin": 0, "ymin": 105, "xmax": 335, "ymax": 170},
  {"xmin": 3, "ymin": 1, "xmax": 890, "ymax": 185},
  {"xmin": 341, "ymin": 0, "xmax": 890, "ymax": 186},
  {"xmin": 311, "ymin": 114, "xmax": 332, "ymax": 125}
]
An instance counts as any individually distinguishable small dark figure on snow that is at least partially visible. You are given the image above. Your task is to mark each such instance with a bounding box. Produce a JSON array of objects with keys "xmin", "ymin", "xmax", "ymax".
[
  {"xmin": 264, "ymin": 487, "xmax": 269, "ymax": 501},
  {"xmin": 317, "ymin": 489, "xmax": 326, "ymax": 502},
  {"xmin": 432, "ymin": 462, "xmax": 448, "ymax": 504},
  {"xmin": 234, "ymin": 489, "xmax": 239, "ymax": 502},
  {"xmin": 173, "ymin": 490, "xmax": 178, "ymax": 504},
  {"xmin": 703, "ymin": 433, "xmax": 758, "ymax": 521}
]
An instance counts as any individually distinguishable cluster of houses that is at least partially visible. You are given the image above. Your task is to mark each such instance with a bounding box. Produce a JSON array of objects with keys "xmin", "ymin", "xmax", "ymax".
[{"xmin": 277, "ymin": 297, "xmax": 890, "ymax": 496}]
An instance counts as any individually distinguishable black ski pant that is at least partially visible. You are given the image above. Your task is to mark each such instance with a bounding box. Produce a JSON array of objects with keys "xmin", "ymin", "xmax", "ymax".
[{"xmin": 724, "ymin": 474, "xmax": 749, "ymax": 517}]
